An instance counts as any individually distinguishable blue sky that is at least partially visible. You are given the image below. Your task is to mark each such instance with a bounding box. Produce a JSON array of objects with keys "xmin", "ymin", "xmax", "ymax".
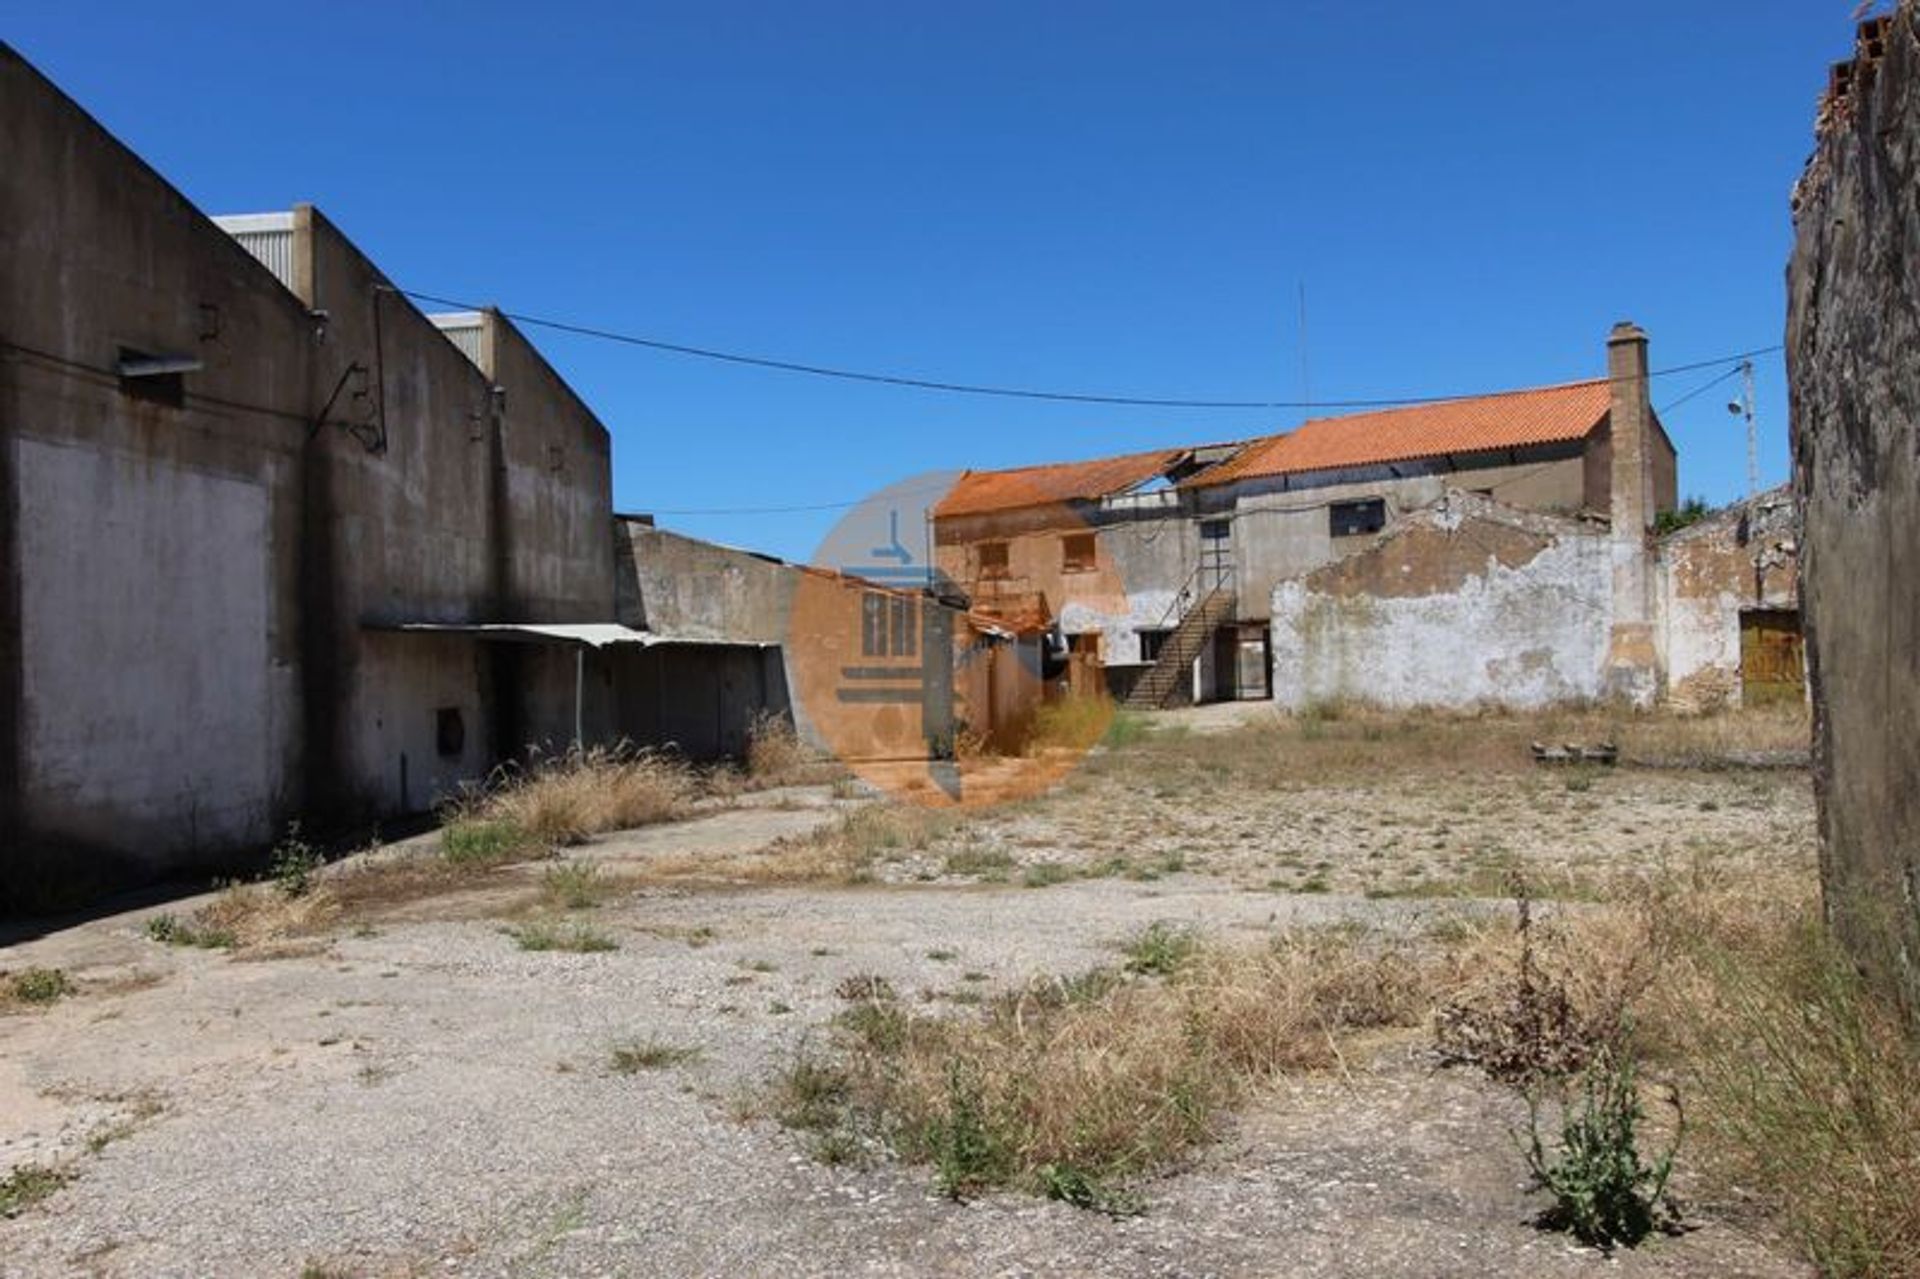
[{"xmin": 7, "ymin": 2, "xmax": 1852, "ymax": 562}]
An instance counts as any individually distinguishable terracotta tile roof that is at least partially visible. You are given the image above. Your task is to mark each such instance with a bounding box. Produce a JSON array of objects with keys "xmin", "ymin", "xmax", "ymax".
[
  {"xmin": 1183, "ymin": 381, "xmax": 1613, "ymax": 489},
  {"xmin": 932, "ymin": 447, "xmax": 1189, "ymax": 518}
]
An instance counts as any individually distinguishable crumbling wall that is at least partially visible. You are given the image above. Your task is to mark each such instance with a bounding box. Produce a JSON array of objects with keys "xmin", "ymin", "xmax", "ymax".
[
  {"xmin": 1269, "ymin": 494, "xmax": 1612, "ymax": 710},
  {"xmin": 1656, "ymin": 490, "xmax": 1800, "ymax": 711},
  {"xmin": 1787, "ymin": 7, "xmax": 1920, "ymax": 1011}
]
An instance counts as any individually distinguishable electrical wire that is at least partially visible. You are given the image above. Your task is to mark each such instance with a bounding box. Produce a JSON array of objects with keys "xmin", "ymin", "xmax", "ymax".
[
  {"xmin": 1656, "ymin": 363, "xmax": 1746, "ymax": 415},
  {"xmin": 399, "ymin": 287, "xmax": 1781, "ymax": 413}
]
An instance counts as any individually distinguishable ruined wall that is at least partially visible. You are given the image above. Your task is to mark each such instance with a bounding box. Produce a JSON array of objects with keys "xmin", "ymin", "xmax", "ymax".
[
  {"xmin": 1786, "ymin": 8, "xmax": 1920, "ymax": 1010},
  {"xmin": 1656, "ymin": 490, "xmax": 1799, "ymax": 711},
  {"xmin": 1269, "ymin": 495, "xmax": 1612, "ymax": 710}
]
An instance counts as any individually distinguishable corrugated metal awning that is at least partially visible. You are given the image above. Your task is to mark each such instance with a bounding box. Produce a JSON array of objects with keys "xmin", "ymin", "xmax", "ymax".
[{"xmin": 366, "ymin": 622, "xmax": 775, "ymax": 650}]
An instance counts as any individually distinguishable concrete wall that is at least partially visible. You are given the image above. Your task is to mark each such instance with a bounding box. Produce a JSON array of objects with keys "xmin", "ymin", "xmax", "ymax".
[
  {"xmin": 618, "ymin": 519, "xmax": 1039, "ymax": 763},
  {"xmin": 0, "ymin": 46, "xmax": 615, "ymax": 904},
  {"xmin": 1656, "ymin": 490, "xmax": 1799, "ymax": 711},
  {"xmin": 1786, "ymin": 8, "xmax": 1920, "ymax": 1011},
  {"xmin": 1269, "ymin": 495, "xmax": 1612, "ymax": 710}
]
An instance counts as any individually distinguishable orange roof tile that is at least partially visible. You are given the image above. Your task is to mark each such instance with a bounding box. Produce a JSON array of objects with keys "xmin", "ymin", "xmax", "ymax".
[
  {"xmin": 932, "ymin": 447, "xmax": 1188, "ymax": 518},
  {"xmin": 1184, "ymin": 381, "xmax": 1613, "ymax": 489}
]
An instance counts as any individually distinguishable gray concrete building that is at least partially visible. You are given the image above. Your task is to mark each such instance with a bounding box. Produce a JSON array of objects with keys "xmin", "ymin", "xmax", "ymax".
[{"xmin": 1, "ymin": 45, "xmax": 628, "ymax": 906}]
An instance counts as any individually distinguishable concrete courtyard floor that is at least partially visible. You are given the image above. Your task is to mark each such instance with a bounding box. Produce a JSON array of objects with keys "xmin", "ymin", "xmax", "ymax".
[{"xmin": 0, "ymin": 708, "xmax": 1816, "ymax": 1278}]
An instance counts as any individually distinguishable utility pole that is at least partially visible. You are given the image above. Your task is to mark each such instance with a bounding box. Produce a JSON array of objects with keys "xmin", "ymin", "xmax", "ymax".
[{"xmin": 1727, "ymin": 360, "xmax": 1758, "ymax": 497}]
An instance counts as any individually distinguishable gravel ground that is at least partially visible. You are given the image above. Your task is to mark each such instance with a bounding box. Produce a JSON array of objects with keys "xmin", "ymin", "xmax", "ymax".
[{"xmin": 0, "ymin": 727, "xmax": 1816, "ymax": 1278}]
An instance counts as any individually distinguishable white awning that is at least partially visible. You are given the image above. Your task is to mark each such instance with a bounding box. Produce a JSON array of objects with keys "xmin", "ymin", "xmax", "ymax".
[{"xmin": 367, "ymin": 622, "xmax": 775, "ymax": 649}]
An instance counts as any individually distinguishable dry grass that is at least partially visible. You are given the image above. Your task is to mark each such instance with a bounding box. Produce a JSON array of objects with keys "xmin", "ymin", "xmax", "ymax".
[
  {"xmin": 466, "ymin": 745, "xmax": 697, "ymax": 848},
  {"xmin": 776, "ymin": 924, "xmax": 1476, "ymax": 1206},
  {"xmin": 1085, "ymin": 702, "xmax": 1809, "ymax": 792}
]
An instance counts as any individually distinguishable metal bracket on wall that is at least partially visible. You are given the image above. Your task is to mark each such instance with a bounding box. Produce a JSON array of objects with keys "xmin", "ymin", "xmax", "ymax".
[{"xmin": 309, "ymin": 363, "xmax": 387, "ymax": 454}]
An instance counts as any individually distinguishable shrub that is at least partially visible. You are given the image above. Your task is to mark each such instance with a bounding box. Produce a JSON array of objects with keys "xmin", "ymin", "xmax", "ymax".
[
  {"xmin": 465, "ymin": 745, "xmax": 696, "ymax": 850},
  {"xmin": 6, "ymin": 967, "xmax": 73, "ymax": 1006},
  {"xmin": 268, "ymin": 823, "xmax": 324, "ymax": 898},
  {"xmin": 1521, "ymin": 1047, "xmax": 1680, "ymax": 1250}
]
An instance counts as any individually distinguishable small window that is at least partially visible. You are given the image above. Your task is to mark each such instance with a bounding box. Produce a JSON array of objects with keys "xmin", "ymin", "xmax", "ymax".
[
  {"xmin": 1062, "ymin": 533, "xmax": 1097, "ymax": 573},
  {"xmin": 435, "ymin": 707, "xmax": 466, "ymax": 758},
  {"xmin": 1200, "ymin": 519, "xmax": 1230, "ymax": 542},
  {"xmin": 117, "ymin": 346, "xmax": 185, "ymax": 407},
  {"xmin": 1138, "ymin": 629, "xmax": 1170, "ymax": 663},
  {"xmin": 978, "ymin": 542, "xmax": 1010, "ymax": 579},
  {"xmin": 1329, "ymin": 498, "xmax": 1387, "ymax": 538}
]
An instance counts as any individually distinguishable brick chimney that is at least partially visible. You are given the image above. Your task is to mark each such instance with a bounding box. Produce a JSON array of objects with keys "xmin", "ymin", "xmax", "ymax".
[
  {"xmin": 1602, "ymin": 321, "xmax": 1658, "ymax": 705},
  {"xmin": 1606, "ymin": 322, "xmax": 1655, "ymax": 535}
]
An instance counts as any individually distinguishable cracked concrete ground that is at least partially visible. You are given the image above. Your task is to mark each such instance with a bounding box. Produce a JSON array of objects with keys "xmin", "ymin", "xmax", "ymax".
[{"xmin": 0, "ymin": 712, "xmax": 1815, "ymax": 1278}]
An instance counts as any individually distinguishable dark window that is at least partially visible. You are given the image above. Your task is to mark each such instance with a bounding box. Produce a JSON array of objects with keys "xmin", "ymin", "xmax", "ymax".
[
  {"xmin": 435, "ymin": 707, "xmax": 465, "ymax": 758},
  {"xmin": 1329, "ymin": 498, "xmax": 1387, "ymax": 538},
  {"xmin": 1062, "ymin": 533, "xmax": 1097, "ymax": 572},
  {"xmin": 978, "ymin": 542, "xmax": 1009, "ymax": 579},
  {"xmin": 1199, "ymin": 519, "xmax": 1230, "ymax": 542},
  {"xmin": 1139, "ymin": 629, "xmax": 1170, "ymax": 663},
  {"xmin": 117, "ymin": 346, "xmax": 185, "ymax": 407}
]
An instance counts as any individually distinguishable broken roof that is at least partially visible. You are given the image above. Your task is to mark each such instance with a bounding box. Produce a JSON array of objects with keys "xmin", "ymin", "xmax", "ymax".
[
  {"xmin": 1185, "ymin": 381, "xmax": 1614, "ymax": 489},
  {"xmin": 931, "ymin": 447, "xmax": 1190, "ymax": 518}
]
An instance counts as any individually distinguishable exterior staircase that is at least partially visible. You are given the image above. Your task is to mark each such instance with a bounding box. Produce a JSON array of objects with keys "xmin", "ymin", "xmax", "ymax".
[{"xmin": 1124, "ymin": 586, "xmax": 1236, "ymax": 709}]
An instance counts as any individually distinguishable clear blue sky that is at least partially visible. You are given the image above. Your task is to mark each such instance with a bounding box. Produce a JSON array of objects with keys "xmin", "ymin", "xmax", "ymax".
[{"xmin": 7, "ymin": 2, "xmax": 1854, "ymax": 561}]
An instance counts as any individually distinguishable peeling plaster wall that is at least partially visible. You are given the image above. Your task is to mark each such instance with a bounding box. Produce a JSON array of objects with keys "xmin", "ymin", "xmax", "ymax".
[
  {"xmin": 1656, "ymin": 491, "xmax": 1800, "ymax": 711},
  {"xmin": 1270, "ymin": 496, "xmax": 1612, "ymax": 710}
]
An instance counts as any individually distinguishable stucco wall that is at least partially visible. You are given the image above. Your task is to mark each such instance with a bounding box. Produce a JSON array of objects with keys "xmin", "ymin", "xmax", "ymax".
[
  {"xmin": 1269, "ymin": 496, "xmax": 1612, "ymax": 710},
  {"xmin": 1786, "ymin": 8, "xmax": 1920, "ymax": 1011}
]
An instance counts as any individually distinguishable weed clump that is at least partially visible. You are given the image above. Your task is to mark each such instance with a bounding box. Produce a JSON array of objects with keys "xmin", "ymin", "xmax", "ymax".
[
  {"xmin": 0, "ymin": 1163, "xmax": 69, "ymax": 1216},
  {"xmin": 540, "ymin": 860, "xmax": 607, "ymax": 910},
  {"xmin": 506, "ymin": 920, "xmax": 618, "ymax": 953},
  {"xmin": 267, "ymin": 823, "xmax": 325, "ymax": 898},
  {"xmin": 610, "ymin": 1039, "xmax": 703, "ymax": 1072},
  {"xmin": 145, "ymin": 912, "xmax": 236, "ymax": 950},
  {"xmin": 4, "ymin": 967, "xmax": 73, "ymax": 1007},
  {"xmin": 774, "ymin": 928, "xmax": 1448, "ymax": 1212},
  {"xmin": 1522, "ymin": 1047, "xmax": 1680, "ymax": 1250}
]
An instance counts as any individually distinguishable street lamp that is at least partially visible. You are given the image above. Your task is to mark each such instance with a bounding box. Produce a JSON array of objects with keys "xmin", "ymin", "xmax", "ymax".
[{"xmin": 1726, "ymin": 361, "xmax": 1758, "ymax": 498}]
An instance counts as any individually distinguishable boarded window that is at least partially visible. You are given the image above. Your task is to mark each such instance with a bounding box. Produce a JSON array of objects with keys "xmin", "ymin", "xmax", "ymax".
[
  {"xmin": 1329, "ymin": 498, "xmax": 1387, "ymax": 538},
  {"xmin": 1740, "ymin": 609, "xmax": 1805, "ymax": 705},
  {"xmin": 978, "ymin": 542, "xmax": 1009, "ymax": 579},
  {"xmin": 1062, "ymin": 533, "xmax": 1097, "ymax": 572}
]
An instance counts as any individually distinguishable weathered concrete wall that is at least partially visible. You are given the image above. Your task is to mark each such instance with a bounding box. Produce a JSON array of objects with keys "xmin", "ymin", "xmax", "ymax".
[
  {"xmin": 1269, "ymin": 495, "xmax": 1612, "ymax": 710},
  {"xmin": 618, "ymin": 520, "xmax": 1040, "ymax": 761},
  {"xmin": 1787, "ymin": 7, "xmax": 1920, "ymax": 1011},
  {"xmin": 1656, "ymin": 490, "xmax": 1799, "ymax": 711},
  {"xmin": 0, "ymin": 45, "xmax": 617, "ymax": 903}
]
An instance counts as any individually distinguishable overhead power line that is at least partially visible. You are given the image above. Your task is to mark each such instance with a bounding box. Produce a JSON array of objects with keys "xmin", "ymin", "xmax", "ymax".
[{"xmin": 399, "ymin": 288, "xmax": 1781, "ymax": 413}]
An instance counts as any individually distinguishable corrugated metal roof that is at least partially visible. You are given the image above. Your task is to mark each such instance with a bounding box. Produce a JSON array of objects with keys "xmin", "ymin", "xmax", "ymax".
[
  {"xmin": 932, "ymin": 447, "xmax": 1189, "ymax": 518},
  {"xmin": 1184, "ymin": 381, "xmax": 1613, "ymax": 489},
  {"xmin": 429, "ymin": 312, "xmax": 487, "ymax": 369},
  {"xmin": 369, "ymin": 622, "xmax": 775, "ymax": 649},
  {"xmin": 212, "ymin": 212, "xmax": 296, "ymax": 291}
]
